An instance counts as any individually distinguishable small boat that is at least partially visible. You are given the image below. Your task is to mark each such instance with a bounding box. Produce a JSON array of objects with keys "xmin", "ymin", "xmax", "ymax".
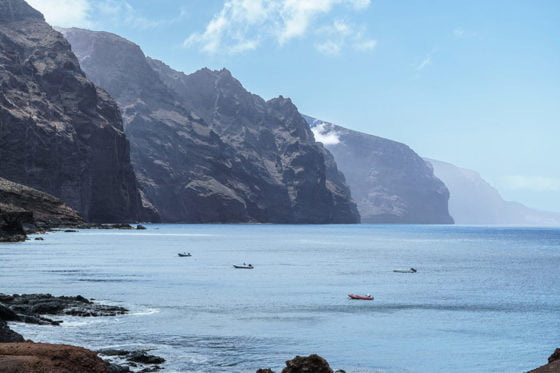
[
  {"xmin": 233, "ymin": 264, "xmax": 253, "ymax": 269},
  {"xmin": 348, "ymin": 294, "xmax": 374, "ymax": 300},
  {"xmin": 393, "ymin": 267, "xmax": 417, "ymax": 273},
  {"xmin": 178, "ymin": 252, "xmax": 192, "ymax": 257}
]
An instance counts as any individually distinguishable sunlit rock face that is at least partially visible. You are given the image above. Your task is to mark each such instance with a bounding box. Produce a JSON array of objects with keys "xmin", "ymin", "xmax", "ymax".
[
  {"xmin": 62, "ymin": 27, "xmax": 359, "ymax": 223},
  {"xmin": 427, "ymin": 159, "xmax": 560, "ymax": 226},
  {"xmin": 305, "ymin": 115, "xmax": 453, "ymax": 224},
  {"xmin": 0, "ymin": 0, "xmax": 147, "ymax": 223}
]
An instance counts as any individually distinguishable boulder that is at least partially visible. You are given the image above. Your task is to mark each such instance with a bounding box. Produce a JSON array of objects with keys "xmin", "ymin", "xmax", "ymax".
[
  {"xmin": 0, "ymin": 320, "xmax": 24, "ymax": 343},
  {"xmin": 282, "ymin": 354, "xmax": 333, "ymax": 373},
  {"xmin": 0, "ymin": 342, "xmax": 109, "ymax": 373}
]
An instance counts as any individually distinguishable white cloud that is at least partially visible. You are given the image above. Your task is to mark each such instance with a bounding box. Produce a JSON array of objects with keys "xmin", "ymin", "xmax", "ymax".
[
  {"xmin": 184, "ymin": 0, "xmax": 374, "ymax": 55},
  {"xmin": 27, "ymin": 0, "xmax": 179, "ymax": 30},
  {"xmin": 453, "ymin": 26, "xmax": 477, "ymax": 39},
  {"xmin": 415, "ymin": 55, "xmax": 432, "ymax": 71},
  {"xmin": 27, "ymin": 0, "xmax": 92, "ymax": 27},
  {"xmin": 314, "ymin": 19, "xmax": 376, "ymax": 55},
  {"xmin": 501, "ymin": 175, "xmax": 560, "ymax": 192},
  {"xmin": 453, "ymin": 27, "xmax": 465, "ymax": 38},
  {"xmin": 311, "ymin": 123, "xmax": 341, "ymax": 145}
]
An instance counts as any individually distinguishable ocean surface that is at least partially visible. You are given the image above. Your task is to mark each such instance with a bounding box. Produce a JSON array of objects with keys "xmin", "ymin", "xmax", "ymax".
[{"xmin": 1, "ymin": 224, "xmax": 559, "ymax": 372}]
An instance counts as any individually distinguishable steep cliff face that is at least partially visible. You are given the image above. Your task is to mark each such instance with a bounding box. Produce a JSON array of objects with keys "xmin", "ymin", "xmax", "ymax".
[
  {"xmin": 427, "ymin": 159, "xmax": 560, "ymax": 225},
  {"xmin": 305, "ymin": 116, "xmax": 453, "ymax": 224},
  {"xmin": 0, "ymin": 0, "xmax": 147, "ymax": 223},
  {"xmin": 62, "ymin": 27, "xmax": 359, "ymax": 223}
]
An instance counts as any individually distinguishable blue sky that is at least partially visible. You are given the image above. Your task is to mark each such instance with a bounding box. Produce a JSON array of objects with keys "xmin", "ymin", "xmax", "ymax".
[{"xmin": 28, "ymin": 0, "xmax": 560, "ymax": 213}]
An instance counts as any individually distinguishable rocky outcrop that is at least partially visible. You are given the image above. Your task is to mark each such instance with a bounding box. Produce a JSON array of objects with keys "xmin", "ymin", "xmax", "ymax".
[
  {"xmin": 256, "ymin": 354, "xmax": 337, "ymax": 373},
  {"xmin": 0, "ymin": 320, "xmax": 24, "ymax": 342},
  {"xmin": 427, "ymin": 159, "xmax": 560, "ymax": 225},
  {"xmin": 528, "ymin": 348, "xmax": 560, "ymax": 373},
  {"xmin": 0, "ymin": 177, "xmax": 83, "ymax": 231},
  {"xmin": 61, "ymin": 28, "xmax": 359, "ymax": 223},
  {"xmin": 0, "ymin": 0, "xmax": 149, "ymax": 223},
  {"xmin": 282, "ymin": 354, "xmax": 334, "ymax": 373},
  {"xmin": 0, "ymin": 342, "xmax": 110, "ymax": 373},
  {"xmin": 305, "ymin": 115, "xmax": 453, "ymax": 224},
  {"xmin": 0, "ymin": 293, "xmax": 128, "ymax": 325}
]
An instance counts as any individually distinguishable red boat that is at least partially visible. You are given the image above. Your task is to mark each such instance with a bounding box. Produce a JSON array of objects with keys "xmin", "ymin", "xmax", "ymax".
[{"xmin": 348, "ymin": 294, "xmax": 374, "ymax": 300}]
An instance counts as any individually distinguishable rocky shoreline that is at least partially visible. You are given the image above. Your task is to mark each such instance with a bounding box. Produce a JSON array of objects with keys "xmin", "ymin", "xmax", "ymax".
[
  {"xmin": 0, "ymin": 293, "xmax": 165, "ymax": 372},
  {"xmin": 0, "ymin": 294, "xmax": 348, "ymax": 372}
]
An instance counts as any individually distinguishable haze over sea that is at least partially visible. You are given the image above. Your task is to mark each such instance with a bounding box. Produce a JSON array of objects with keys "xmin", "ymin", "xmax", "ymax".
[{"xmin": 2, "ymin": 224, "xmax": 559, "ymax": 372}]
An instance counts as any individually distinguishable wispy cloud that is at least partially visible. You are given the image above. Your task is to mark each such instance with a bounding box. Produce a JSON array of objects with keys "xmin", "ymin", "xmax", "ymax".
[
  {"xmin": 27, "ymin": 0, "xmax": 92, "ymax": 28},
  {"xmin": 27, "ymin": 0, "xmax": 185, "ymax": 30},
  {"xmin": 314, "ymin": 19, "xmax": 376, "ymax": 56},
  {"xmin": 184, "ymin": 0, "xmax": 374, "ymax": 55},
  {"xmin": 415, "ymin": 55, "xmax": 432, "ymax": 71},
  {"xmin": 501, "ymin": 175, "xmax": 560, "ymax": 192},
  {"xmin": 453, "ymin": 27, "xmax": 477, "ymax": 39}
]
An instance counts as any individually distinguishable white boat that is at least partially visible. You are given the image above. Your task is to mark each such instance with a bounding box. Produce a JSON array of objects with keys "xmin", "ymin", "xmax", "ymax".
[{"xmin": 393, "ymin": 267, "xmax": 417, "ymax": 273}]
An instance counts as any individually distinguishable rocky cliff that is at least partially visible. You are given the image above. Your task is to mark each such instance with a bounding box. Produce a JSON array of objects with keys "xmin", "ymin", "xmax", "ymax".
[
  {"xmin": 305, "ymin": 115, "xmax": 453, "ymax": 224},
  {"xmin": 0, "ymin": 177, "xmax": 83, "ymax": 241},
  {"xmin": 61, "ymin": 28, "xmax": 359, "ymax": 223},
  {"xmin": 0, "ymin": 0, "xmax": 148, "ymax": 223},
  {"xmin": 427, "ymin": 159, "xmax": 560, "ymax": 225}
]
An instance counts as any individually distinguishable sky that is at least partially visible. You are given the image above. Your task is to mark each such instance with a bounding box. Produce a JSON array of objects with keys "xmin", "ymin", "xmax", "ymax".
[{"xmin": 27, "ymin": 0, "xmax": 560, "ymax": 213}]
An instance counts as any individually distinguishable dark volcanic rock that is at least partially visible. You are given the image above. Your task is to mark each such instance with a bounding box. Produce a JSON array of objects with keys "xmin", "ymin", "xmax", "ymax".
[
  {"xmin": 0, "ymin": 320, "xmax": 24, "ymax": 342},
  {"xmin": 528, "ymin": 348, "xmax": 560, "ymax": 373},
  {"xmin": 61, "ymin": 28, "xmax": 359, "ymax": 223},
  {"xmin": 0, "ymin": 177, "xmax": 84, "ymax": 232},
  {"xmin": 128, "ymin": 351, "xmax": 165, "ymax": 365},
  {"xmin": 305, "ymin": 115, "xmax": 453, "ymax": 224},
  {"xmin": 0, "ymin": 293, "xmax": 127, "ymax": 325},
  {"xmin": 0, "ymin": 0, "xmax": 151, "ymax": 223},
  {"xmin": 282, "ymin": 354, "xmax": 333, "ymax": 373},
  {"xmin": 549, "ymin": 349, "xmax": 560, "ymax": 363}
]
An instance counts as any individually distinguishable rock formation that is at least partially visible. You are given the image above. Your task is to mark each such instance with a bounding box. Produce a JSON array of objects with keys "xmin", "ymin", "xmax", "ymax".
[
  {"xmin": 0, "ymin": 177, "xmax": 83, "ymax": 229},
  {"xmin": 0, "ymin": 342, "xmax": 110, "ymax": 373},
  {"xmin": 528, "ymin": 348, "xmax": 560, "ymax": 373},
  {"xmin": 305, "ymin": 115, "xmax": 453, "ymax": 224},
  {"xmin": 0, "ymin": 0, "xmax": 150, "ymax": 223},
  {"xmin": 427, "ymin": 159, "xmax": 560, "ymax": 225},
  {"xmin": 61, "ymin": 28, "xmax": 359, "ymax": 223}
]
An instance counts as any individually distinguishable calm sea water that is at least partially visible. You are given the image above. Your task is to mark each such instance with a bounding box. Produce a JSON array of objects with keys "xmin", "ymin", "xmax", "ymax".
[{"xmin": 1, "ymin": 224, "xmax": 559, "ymax": 372}]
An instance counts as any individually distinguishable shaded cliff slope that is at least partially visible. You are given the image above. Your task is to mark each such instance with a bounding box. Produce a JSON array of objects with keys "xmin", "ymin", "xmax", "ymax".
[
  {"xmin": 427, "ymin": 159, "xmax": 560, "ymax": 225},
  {"xmin": 305, "ymin": 115, "xmax": 453, "ymax": 224},
  {"xmin": 0, "ymin": 0, "xmax": 148, "ymax": 223},
  {"xmin": 61, "ymin": 27, "xmax": 359, "ymax": 223},
  {"xmin": 0, "ymin": 176, "xmax": 83, "ymax": 227}
]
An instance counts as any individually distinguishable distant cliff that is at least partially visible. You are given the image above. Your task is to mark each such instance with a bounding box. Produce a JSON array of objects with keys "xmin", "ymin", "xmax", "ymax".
[
  {"xmin": 0, "ymin": 0, "xmax": 148, "ymax": 223},
  {"xmin": 305, "ymin": 115, "xmax": 453, "ymax": 224},
  {"xmin": 61, "ymin": 27, "xmax": 359, "ymax": 223},
  {"xmin": 427, "ymin": 159, "xmax": 560, "ymax": 225}
]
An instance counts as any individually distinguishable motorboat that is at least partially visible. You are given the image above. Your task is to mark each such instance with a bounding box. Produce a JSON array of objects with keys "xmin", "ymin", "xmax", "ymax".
[
  {"xmin": 348, "ymin": 294, "xmax": 374, "ymax": 300},
  {"xmin": 393, "ymin": 267, "xmax": 417, "ymax": 273},
  {"xmin": 233, "ymin": 264, "xmax": 253, "ymax": 269},
  {"xmin": 178, "ymin": 252, "xmax": 192, "ymax": 257}
]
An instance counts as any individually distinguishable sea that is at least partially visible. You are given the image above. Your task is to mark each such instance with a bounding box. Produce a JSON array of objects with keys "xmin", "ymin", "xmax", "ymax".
[{"xmin": 1, "ymin": 224, "xmax": 559, "ymax": 372}]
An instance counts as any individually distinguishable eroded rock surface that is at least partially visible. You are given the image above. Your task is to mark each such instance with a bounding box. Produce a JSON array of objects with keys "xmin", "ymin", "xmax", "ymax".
[
  {"xmin": 0, "ymin": 342, "xmax": 109, "ymax": 373},
  {"xmin": 0, "ymin": 0, "xmax": 150, "ymax": 223},
  {"xmin": 0, "ymin": 293, "xmax": 128, "ymax": 325},
  {"xmin": 61, "ymin": 28, "xmax": 359, "ymax": 223},
  {"xmin": 306, "ymin": 115, "xmax": 453, "ymax": 224}
]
